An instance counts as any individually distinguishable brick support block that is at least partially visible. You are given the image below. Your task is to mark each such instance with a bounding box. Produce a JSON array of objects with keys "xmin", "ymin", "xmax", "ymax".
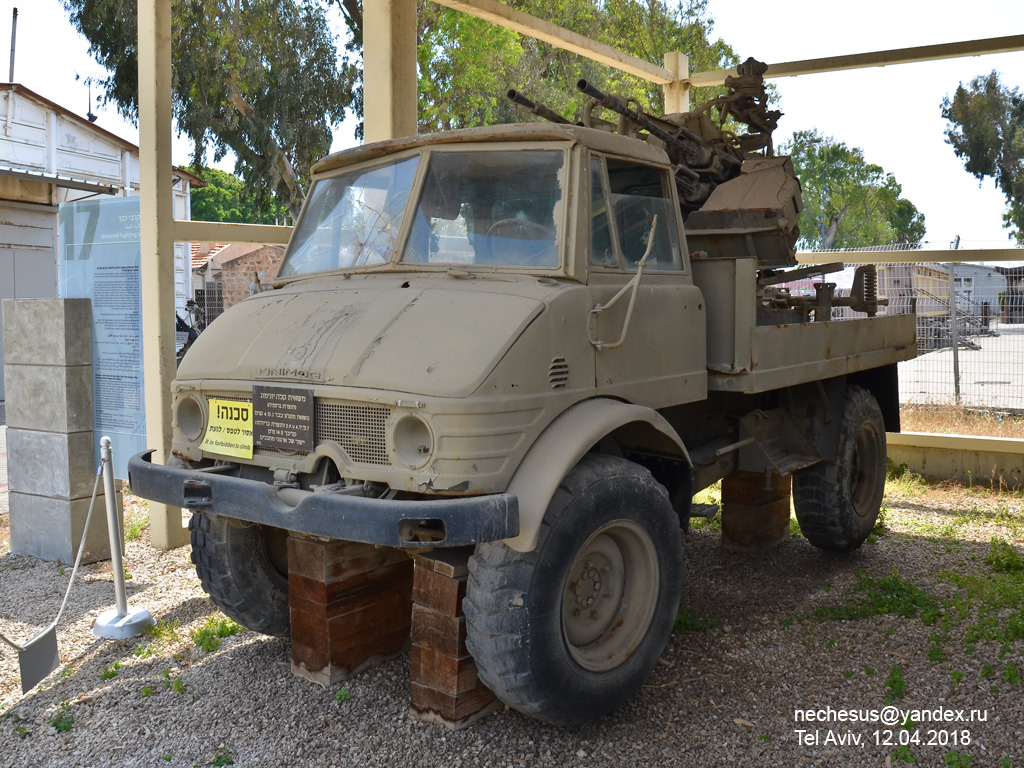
[
  {"xmin": 409, "ymin": 550, "xmax": 501, "ymax": 729},
  {"xmin": 288, "ymin": 537, "xmax": 413, "ymax": 686},
  {"xmin": 721, "ymin": 470, "xmax": 792, "ymax": 553}
]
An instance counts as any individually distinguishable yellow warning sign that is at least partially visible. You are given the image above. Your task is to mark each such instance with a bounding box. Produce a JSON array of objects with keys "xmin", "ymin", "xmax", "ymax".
[{"xmin": 200, "ymin": 399, "xmax": 254, "ymax": 459}]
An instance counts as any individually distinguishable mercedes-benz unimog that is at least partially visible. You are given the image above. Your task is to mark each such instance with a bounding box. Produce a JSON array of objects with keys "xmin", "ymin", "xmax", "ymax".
[{"xmin": 129, "ymin": 60, "xmax": 916, "ymax": 724}]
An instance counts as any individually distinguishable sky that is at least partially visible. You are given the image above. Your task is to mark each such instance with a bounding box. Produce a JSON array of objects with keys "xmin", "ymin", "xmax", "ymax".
[{"xmin": 2, "ymin": 0, "xmax": 1022, "ymax": 250}]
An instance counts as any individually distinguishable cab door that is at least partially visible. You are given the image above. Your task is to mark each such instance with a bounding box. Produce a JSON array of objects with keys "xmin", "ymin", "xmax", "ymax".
[{"xmin": 587, "ymin": 154, "xmax": 707, "ymax": 409}]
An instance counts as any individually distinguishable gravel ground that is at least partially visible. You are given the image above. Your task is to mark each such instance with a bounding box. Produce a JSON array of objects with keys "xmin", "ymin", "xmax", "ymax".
[{"xmin": 1, "ymin": 479, "xmax": 1023, "ymax": 768}]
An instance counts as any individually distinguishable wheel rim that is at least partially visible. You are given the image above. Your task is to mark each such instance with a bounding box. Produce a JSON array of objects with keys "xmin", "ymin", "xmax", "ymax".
[
  {"xmin": 851, "ymin": 422, "xmax": 884, "ymax": 517},
  {"xmin": 560, "ymin": 520, "xmax": 659, "ymax": 672}
]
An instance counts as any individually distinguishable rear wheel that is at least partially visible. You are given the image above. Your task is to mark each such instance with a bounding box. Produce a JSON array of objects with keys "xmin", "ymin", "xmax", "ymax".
[
  {"xmin": 793, "ymin": 385, "xmax": 887, "ymax": 552},
  {"xmin": 189, "ymin": 512, "xmax": 291, "ymax": 636},
  {"xmin": 464, "ymin": 454, "xmax": 683, "ymax": 724}
]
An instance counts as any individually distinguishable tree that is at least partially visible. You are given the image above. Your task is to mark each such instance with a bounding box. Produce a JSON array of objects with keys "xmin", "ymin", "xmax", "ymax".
[
  {"xmin": 941, "ymin": 71, "xmax": 1024, "ymax": 244},
  {"xmin": 782, "ymin": 130, "xmax": 925, "ymax": 251},
  {"xmin": 186, "ymin": 167, "xmax": 282, "ymax": 225},
  {"xmin": 63, "ymin": 0, "xmax": 356, "ymax": 219},
  {"xmin": 65, "ymin": 0, "xmax": 738, "ymax": 214},
  {"xmin": 415, "ymin": 0, "xmax": 739, "ymax": 132}
]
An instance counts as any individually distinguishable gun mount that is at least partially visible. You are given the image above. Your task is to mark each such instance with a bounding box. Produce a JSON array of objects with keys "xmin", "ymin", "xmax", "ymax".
[{"xmin": 509, "ymin": 57, "xmax": 802, "ymax": 267}]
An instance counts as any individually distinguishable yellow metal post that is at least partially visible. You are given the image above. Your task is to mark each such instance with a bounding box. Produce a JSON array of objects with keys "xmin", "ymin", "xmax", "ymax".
[
  {"xmin": 363, "ymin": 0, "xmax": 418, "ymax": 142},
  {"xmin": 138, "ymin": 0, "xmax": 188, "ymax": 549},
  {"xmin": 663, "ymin": 52, "xmax": 689, "ymax": 114}
]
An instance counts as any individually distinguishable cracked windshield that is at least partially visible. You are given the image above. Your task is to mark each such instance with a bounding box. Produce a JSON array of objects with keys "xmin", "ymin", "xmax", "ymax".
[
  {"xmin": 279, "ymin": 149, "xmax": 566, "ymax": 278},
  {"xmin": 402, "ymin": 149, "xmax": 564, "ymax": 268},
  {"xmin": 279, "ymin": 156, "xmax": 420, "ymax": 277}
]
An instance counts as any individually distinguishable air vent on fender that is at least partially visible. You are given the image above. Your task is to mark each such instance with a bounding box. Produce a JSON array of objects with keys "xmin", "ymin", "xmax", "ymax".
[{"xmin": 548, "ymin": 357, "xmax": 569, "ymax": 389}]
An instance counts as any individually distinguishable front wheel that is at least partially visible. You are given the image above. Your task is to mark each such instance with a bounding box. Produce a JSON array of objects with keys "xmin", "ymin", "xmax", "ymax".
[
  {"xmin": 464, "ymin": 454, "xmax": 683, "ymax": 724},
  {"xmin": 793, "ymin": 385, "xmax": 887, "ymax": 552},
  {"xmin": 189, "ymin": 512, "xmax": 291, "ymax": 637}
]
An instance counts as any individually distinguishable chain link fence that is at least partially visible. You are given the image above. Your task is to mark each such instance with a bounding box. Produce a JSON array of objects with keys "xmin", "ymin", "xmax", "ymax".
[{"xmin": 789, "ymin": 256, "xmax": 1024, "ymax": 436}]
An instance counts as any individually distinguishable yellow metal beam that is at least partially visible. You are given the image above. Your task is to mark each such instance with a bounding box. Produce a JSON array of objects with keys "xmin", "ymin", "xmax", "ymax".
[
  {"xmin": 430, "ymin": 0, "xmax": 675, "ymax": 84},
  {"xmin": 662, "ymin": 52, "xmax": 689, "ymax": 113},
  {"xmin": 690, "ymin": 34, "xmax": 1024, "ymax": 88},
  {"xmin": 364, "ymin": 0, "xmax": 418, "ymax": 142},
  {"xmin": 797, "ymin": 248, "xmax": 1024, "ymax": 265},
  {"xmin": 174, "ymin": 220, "xmax": 293, "ymax": 246},
  {"xmin": 138, "ymin": 0, "xmax": 188, "ymax": 550}
]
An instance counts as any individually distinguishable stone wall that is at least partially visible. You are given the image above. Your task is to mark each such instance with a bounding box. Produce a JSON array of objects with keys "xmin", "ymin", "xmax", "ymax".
[{"xmin": 221, "ymin": 246, "xmax": 286, "ymax": 310}]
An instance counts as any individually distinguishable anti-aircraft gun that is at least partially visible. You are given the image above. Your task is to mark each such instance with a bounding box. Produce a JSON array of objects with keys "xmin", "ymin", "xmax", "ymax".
[{"xmin": 509, "ymin": 57, "xmax": 886, "ymax": 323}]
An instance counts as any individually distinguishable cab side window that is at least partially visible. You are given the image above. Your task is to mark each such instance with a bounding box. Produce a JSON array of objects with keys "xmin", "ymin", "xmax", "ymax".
[
  {"xmin": 589, "ymin": 157, "xmax": 618, "ymax": 267},
  {"xmin": 604, "ymin": 158, "xmax": 683, "ymax": 271}
]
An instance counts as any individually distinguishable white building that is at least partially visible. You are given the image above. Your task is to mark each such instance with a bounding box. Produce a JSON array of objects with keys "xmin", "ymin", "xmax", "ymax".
[{"xmin": 0, "ymin": 83, "xmax": 201, "ymax": 399}]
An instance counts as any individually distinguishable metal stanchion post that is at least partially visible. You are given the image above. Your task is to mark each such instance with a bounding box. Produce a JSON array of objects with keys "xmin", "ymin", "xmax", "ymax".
[{"xmin": 93, "ymin": 437, "xmax": 155, "ymax": 639}]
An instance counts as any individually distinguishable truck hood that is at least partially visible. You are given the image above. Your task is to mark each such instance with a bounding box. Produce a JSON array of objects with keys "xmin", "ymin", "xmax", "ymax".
[{"xmin": 178, "ymin": 282, "xmax": 545, "ymax": 398}]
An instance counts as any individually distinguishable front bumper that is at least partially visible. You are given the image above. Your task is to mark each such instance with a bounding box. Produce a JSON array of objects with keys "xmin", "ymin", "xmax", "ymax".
[{"xmin": 127, "ymin": 451, "xmax": 519, "ymax": 549}]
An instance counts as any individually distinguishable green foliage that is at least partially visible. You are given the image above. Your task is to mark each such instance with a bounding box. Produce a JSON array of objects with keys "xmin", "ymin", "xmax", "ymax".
[
  {"xmin": 212, "ymin": 747, "xmax": 234, "ymax": 766},
  {"xmin": 1001, "ymin": 661, "xmax": 1022, "ymax": 685},
  {"xmin": 782, "ymin": 129, "xmax": 925, "ymax": 250},
  {"xmin": 334, "ymin": 688, "xmax": 350, "ymax": 703},
  {"xmin": 867, "ymin": 506, "xmax": 888, "ymax": 543},
  {"xmin": 418, "ymin": 0, "xmax": 739, "ymax": 134},
  {"xmin": 171, "ymin": 678, "xmax": 187, "ymax": 694},
  {"xmin": 893, "ymin": 745, "xmax": 917, "ymax": 763},
  {"xmin": 981, "ymin": 664, "xmax": 995, "ymax": 678},
  {"xmin": 100, "ymin": 661, "xmax": 124, "ymax": 681},
  {"xmin": 141, "ymin": 686, "xmax": 153, "ymax": 697},
  {"xmin": 63, "ymin": 0, "xmax": 354, "ymax": 218},
  {"xmin": 185, "ymin": 166, "xmax": 282, "ymax": 225},
  {"xmin": 809, "ymin": 570, "xmax": 940, "ymax": 624},
  {"xmin": 984, "ymin": 537, "xmax": 1024, "ymax": 573},
  {"xmin": 673, "ymin": 608, "xmax": 715, "ymax": 634},
  {"xmin": 191, "ymin": 615, "xmax": 243, "ymax": 653},
  {"xmin": 939, "ymin": 564, "xmax": 1024, "ymax": 650},
  {"xmin": 15, "ymin": 725, "xmax": 28, "ymax": 739},
  {"xmin": 884, "ymin": 665, "xmax": 906, "ymax": 705},
  {"xmin": 65, "ymin": 0, "xmax": 742, "ymax": 217},
  {"xmin": 48, "ymin": 702, "xmax": 74, "ymax": 733},
  {"xmin": 951, "ymin": 670, "xmax": 964, "ymax": 688},
  {"xmin": 123, "ymin": 509, "xmax": 148, "ymax": 542},
  {"xmin": 926, "ymin": 631, "xmax": 948, "ymax": 663},
  {"xmin": 942, "ymin": 71, "xmax": 1024, "ymax": 243},
  {"xmin": 144, "ymin": 619, "xmax": 182, "ymax": 642},
  {"xmin": 865, "ymin": 666, "xmax": 875, "ymax": 676},
  {"xmin": 944, "ymin": 752, "xmax": 973, "ymax": 768}
]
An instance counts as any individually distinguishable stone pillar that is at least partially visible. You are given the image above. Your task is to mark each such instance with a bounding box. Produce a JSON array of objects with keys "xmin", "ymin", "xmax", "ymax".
[
  {"xmin": 3, "ymin": 299, "xmax": 114, "ymax": 563},
  {"xmin": 721, "ymin": 469, "xmax": 791, "ymax": 554},
  {"xmin": 409, "ymin": 551, "xmax": 501, "ymax": 729},
  {"xmin": 288, "ymin": 537, "xmax": 413, "ymax": 685}
]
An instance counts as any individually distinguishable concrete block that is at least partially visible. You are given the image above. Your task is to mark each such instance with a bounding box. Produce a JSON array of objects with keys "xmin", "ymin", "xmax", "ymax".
[
  {"xmin": 3, "ymin": 364, "xmax": 93, "ymax": 433},
  {"xmin": 2, "ymin": 299, "xmax": 92, "ymax": 367},
  {"xmin": 6, "ymin": 429, "xmax": 98, "ymax": 500},
  {"xmin": 9, "ymin": 491, "xmax": 118, "ymax": 564}
]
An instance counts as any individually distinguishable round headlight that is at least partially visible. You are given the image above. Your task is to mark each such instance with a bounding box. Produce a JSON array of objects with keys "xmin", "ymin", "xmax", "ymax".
[
  {"xmin": 394, "ymin": 414, "xmax": 433, "ymax": 469},
  {"xmin": 175, "ymin": 395, "xmax": 206, "ymax": 441}
]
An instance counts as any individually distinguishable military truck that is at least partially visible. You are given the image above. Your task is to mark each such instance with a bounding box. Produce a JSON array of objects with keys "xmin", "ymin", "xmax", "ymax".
[{"xmin": 129, "ymin": 61, "xmax": 916, "ymax": 724}]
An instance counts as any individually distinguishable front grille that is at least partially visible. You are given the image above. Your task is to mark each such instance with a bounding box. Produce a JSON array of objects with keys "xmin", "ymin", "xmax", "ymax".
[
  {"xmin": 316, "ymin": 401, "xmax": 391, "ymax": 466},
  {"xmin": 204, "ymin": 394, "xmax": 391, "ymax": 466}
]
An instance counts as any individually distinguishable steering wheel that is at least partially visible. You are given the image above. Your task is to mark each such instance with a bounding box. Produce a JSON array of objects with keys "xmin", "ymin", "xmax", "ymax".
[{"xmin": 487, "ymin": 218, "xmax": 552, "ymax": 240}]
